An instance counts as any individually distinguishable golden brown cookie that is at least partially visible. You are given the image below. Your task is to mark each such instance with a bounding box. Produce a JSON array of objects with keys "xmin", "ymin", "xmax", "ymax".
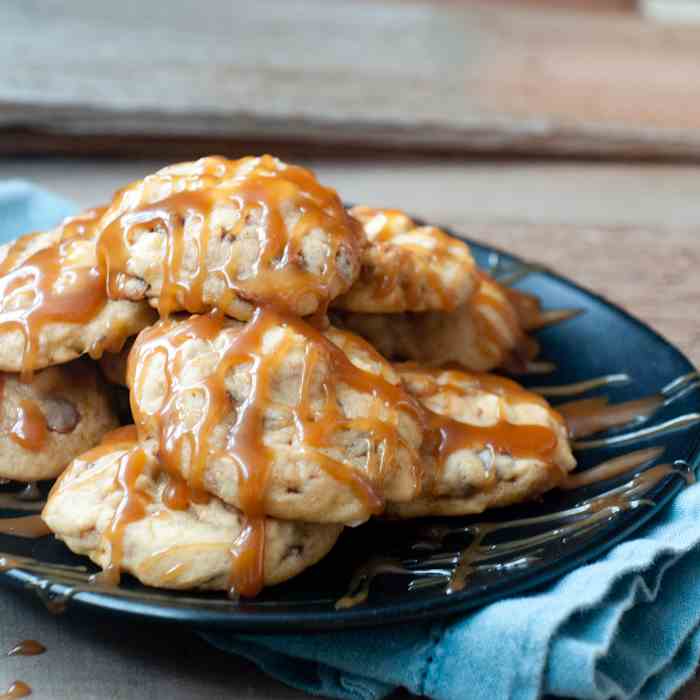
[
  {"xmin": 127, "ymin": 308, "xmax": 424, "ymax": 525},
  {"xmin": 42, "ymin": 429, "xmax": 343, "ymax": 596},
  {"xmin": 387, "ymin": 366, "xmax": 576, "ymax": 517},
  {"xmin": 336, "ymin": 272, "xmax": 534, "ymax": 372},
  {"xmin": 97, "ymin": 155, "xmax": 364, "ymax": 321}
]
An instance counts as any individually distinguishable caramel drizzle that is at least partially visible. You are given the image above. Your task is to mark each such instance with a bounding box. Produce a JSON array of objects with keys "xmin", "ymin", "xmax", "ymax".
[
  {"xmin": 0, "ymin": 209, "xmax": 108, "ymax": 377},
  {"xmin": 128, "ymin": 308, "xmax": 422, "ymax": 596},
  {"xmin": 399, "ymin": 367, "xmax": 566, "ymax": 491},
  {"xmin": 0, "ymin": 516, "xmax": 50, "ymax": 539},
  {"xmin": 468, "ymin": 272, "xmax": 538, "ymax": 373},
  {"xmin": 7, "ymin": 640, "xmax": 46, "ymax": 657},
  {"xmin": 0, "ymin": 681, "xmax": 31, "ymax": 700},
  {"xmin": 561, "ymin": 447, "xmax": 664, "ymax": 490},
  {"xmin": 9, "ymin": 400, "xmax": 47, "ymax": 452},
  {"xmin": 558, "ymin": 394, "xmax": 666, "ymax": 439},
  {"xmin": 98, "ymin": 155, "xmax": 361, "ymax": 319}
]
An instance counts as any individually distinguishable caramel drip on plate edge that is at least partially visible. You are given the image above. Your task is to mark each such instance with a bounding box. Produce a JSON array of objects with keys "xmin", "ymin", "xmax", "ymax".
[
  {"xmin": 7, "ymin": 640, "xmax": 46, "ymax": 657},
  {"xmin": 0, "ymin": 208, "xmax": 111, "ymax": 378},
  {"xmin": 97, "ymin": 155, "xmax": 361, "ymax": 320},
  {"xmin": 0, "ymin": 516, "xmax": 50, "ymax": 539},
  {"xmin": 0, "ymin": 681, "xmax": 31, "ymax": 700}
]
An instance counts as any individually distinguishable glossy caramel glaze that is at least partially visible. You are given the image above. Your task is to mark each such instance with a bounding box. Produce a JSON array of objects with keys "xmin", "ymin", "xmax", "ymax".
[
  {"xmin": 7, "ymin": 640, "xmax": 46, "ymax": 657},
  {"xmin": 0, "ymin": 681, "xmax": 31, "ymax": 699},
  {"xmin": 394, "ymin": 366, "xmax": 575, "ymax": 510},
  {"xmin": 0, "ymin": 206, "xmax": 143, "ymax": 377},
  {"xmin": 97, "ymin": 155, "xmax": 363, "ymax": 321},
  {"xmin": 9, "ymin": 400, "xmax": 47, "ymax": 452}
]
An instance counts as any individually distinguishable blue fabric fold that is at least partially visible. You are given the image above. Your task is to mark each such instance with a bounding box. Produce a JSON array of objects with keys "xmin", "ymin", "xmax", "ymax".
[
  {"xmin": 205, "ymin": 483, "xmax": 700, "ymax": 700},
  {"xmin": 2, "ymin": 181, "xmax": 699, "ymax": 700}
]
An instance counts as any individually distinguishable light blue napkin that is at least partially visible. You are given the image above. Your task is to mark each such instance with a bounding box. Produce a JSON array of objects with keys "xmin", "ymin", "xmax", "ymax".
[
  {"xmin": 203, "ymin": 481, "xmax": 700, "ymax": 700},
  {"xmin": 0, "ymin": 180, "xmax": 76, "ymax": 239},
  {"xmin": 3, "ymin": 182, "xmax": 700, "ymax": 700}
]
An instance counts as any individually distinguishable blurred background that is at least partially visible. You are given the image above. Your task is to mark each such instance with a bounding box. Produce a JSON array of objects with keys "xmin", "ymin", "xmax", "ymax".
[{"xmin": 2, "ymin": 0, "xmax": 699, "ymax": 352}]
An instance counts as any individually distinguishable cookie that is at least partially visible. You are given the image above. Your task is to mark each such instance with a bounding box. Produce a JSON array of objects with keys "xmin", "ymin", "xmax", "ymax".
[
  {"xmin": 0, "ymin": 358, "xmax": 119, "ymax": 481},
  {"xmin": 96, "ymin": 155, "xmax": 363, "ymax": 321},
  {"xmin": 127, "ymin": 308, "xmax": 424, "ymax": 525},
  {"xmin": 334, "ymin": 206, "xmax": 477, "ymax": 313},
  {"xmin": 335, "ymin": 273, "xmax": 533, "ymax": 372},
  {"xmin": 0, "ymin": 208, "xmax": 157, "ymax": 375},
  {"xmin": 386, "ymin": 366, "xmax": 576, "ymax": 517},
  {"xmin": 98, "ymin": 338, "xmax": 132, "ymax": 387},
  {"xmin": 42, "ymin": 429, "xmax": 343, "ymax": 596}
]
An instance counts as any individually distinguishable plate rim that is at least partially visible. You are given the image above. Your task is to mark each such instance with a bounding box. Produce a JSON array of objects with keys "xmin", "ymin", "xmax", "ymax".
[{"xmin": 1, "ymin": 227, "xmax": 698, "ymax": 632}]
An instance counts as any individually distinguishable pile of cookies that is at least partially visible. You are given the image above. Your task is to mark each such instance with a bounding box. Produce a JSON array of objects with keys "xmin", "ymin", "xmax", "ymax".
[{"xmin": 0, "ymin": 155, "xmax": 576, "ymax": 597}]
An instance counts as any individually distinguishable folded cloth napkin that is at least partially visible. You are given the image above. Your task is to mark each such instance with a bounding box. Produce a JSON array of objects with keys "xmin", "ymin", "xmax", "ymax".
[
  {"xmin": 3, "ymin": 182, "xmax": 700, "ymax": 700},
  {"xmin": 204, "ymin": 480, "xmax": 700, "ymax": 700},
  {"xmin": 0, "ymin": 180, "xmax": 76, "ymax": 239}
]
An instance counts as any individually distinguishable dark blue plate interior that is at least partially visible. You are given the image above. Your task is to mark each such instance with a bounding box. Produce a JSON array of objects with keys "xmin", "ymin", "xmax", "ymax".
[{"xmin": 1, "ymin": 232, "xmax": 698, "ymax": 632}]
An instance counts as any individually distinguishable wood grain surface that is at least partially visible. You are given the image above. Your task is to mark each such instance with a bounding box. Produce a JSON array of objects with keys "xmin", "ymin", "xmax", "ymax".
[
  {"xmin": 0, "ymin": 157, "xmax": 697, "ymax": 699},
  {"xmin": 6, "ymin": 0, "xmax": 700, "ymax": 160}
]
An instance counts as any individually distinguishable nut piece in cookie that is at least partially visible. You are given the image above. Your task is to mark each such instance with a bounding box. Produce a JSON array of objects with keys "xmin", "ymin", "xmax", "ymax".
[
  {"xmin": 42, "ymin": 428, "xmax": 343, "ymax": 597},
  {"xmin": 336, "ymin": 272, "xmax": 535, "ymax": 373},
  {"xmin": 387, "ymin": 366, "xmax": 576, "ymax": 518},
  {"xmin": 97, "ymin": 155, "xmax": 364, "ymax": 321},
  {"xmin": 0, "ymin": 208, "xmax": 156, "ymax": 376},
  {"xmin": 334, "ymin": 206, "xmax": 478, "ymax": 314},
  {"xmin": 0, "ymin": 358, "xmax": 119, "ymax": 481},
  {"xmin": 127, "ymin": 308, "xmax": 424, "ymax": 525}
]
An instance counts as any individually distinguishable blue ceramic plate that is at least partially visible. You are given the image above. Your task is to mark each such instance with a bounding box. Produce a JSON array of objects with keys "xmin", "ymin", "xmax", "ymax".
[{"xmin": 1, "ymin": 228, "xmax": 698, "ymax": 631}]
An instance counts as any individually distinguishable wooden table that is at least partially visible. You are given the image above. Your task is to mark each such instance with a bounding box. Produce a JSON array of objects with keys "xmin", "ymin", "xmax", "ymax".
[{"xmin": 0, "ymin": 156, "xmax": 697, "ymax": 699}]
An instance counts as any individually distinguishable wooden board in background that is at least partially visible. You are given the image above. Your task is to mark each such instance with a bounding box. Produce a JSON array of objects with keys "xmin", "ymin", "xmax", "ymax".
[{"xmin": 4, "ymin": 1, "xmax": 700, "ymax": 159}]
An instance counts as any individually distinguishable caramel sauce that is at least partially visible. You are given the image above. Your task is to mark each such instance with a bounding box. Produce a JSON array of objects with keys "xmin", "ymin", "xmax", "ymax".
[
  {"xmin": 98, "ymin": 155, "xmax": 362, "ymax": 320},
  {"xmin": 0, "ymin": 681, "xmax": 31, "ymax": 699},
  {"xmin": 162, "ymin": 473, "xmax": 211, "ymax": 511},
  {"xmin": 7, "ymin": 640, "xmax": 46, "ymax": 657},
  {"xmin": 9, "ymin": 401, "xmax": 47, "ymax": 452},
  {"xmin": 99, "ymin": 445, "xmax": 150, "ymax": 585},
  {"xmin": 0, "ymin": 209, "xmax": 108, "ymax": 377},
  {"xmin": 0, "ymin": 516, "xmax": 50, "ymax": 539},
  {"xmin": 558, "ymin": 394, "xmax": 666, "ymax": 439},
  {"xmin": 399, "ymin": 367, "xmax": 564, "ymax": 491},
  {"xmin": 128, "ymin": 307, "xmax": 422, "ymax": 596},
  {"xmin": 44, "ymin": 427, "xmax": 151, "ymax": 586},
  {"xmin": 561, "ymin": 447, "xmax": 664, "ymax": 490}
]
